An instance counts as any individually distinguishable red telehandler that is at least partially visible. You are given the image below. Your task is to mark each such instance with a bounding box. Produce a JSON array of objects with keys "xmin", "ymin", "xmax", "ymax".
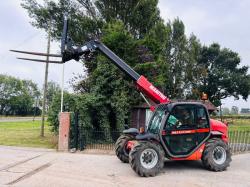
[{"xmin": 60, "ymin": 16, "xmax": 231, "ymax": 177}]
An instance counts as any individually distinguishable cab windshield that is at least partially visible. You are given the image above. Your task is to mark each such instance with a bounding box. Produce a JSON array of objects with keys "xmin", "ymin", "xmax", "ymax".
[{"xmin": 147, "ymin": 105, "xmax": 168, "ymax": 134}]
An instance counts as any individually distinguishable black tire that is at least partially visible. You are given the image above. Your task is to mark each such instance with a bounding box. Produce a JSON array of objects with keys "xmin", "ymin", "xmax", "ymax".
[
  {"xmin": 129, "ymin": 141, "xmax": 164, "ymax": 177},
  {"xmin": 115, "ymin": 134, "xmax": 134, "ymax": 163},
  {"xmin": 202, "ymin": 138, "xmax": 232, "ymax": 171}
]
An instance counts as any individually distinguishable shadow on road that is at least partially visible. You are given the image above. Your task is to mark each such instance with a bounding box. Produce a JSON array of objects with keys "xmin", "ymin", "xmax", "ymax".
[{"xmin": 163, "ymin": 160, "xmax": 204, "ymax": 172}]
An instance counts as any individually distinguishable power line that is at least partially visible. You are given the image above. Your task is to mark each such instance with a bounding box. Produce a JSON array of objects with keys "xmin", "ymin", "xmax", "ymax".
[
  {"xmin": 1, "ymin": 31, "xmax": 42, "ymax": 63},
  {"xmin": 13, "ymin": 31, "xmax": 41, "ymax": 49}
]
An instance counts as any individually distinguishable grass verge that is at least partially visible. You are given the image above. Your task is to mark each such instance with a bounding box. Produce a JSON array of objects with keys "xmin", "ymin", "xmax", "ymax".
[
  {"xmin": 0, "ymin": 121, "xmax": 57, "ymax": 149},
  {"xmin": 229, "ymin": 119, "xmax": 250, "ymax": 131}
]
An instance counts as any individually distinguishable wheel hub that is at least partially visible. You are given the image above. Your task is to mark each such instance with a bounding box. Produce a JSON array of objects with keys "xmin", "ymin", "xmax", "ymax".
[
  {"xmin": 212, "ymin": 146, "xmax": 226, "ymax": 165},
  {"xmin": 140, "ymin": 148, "xmax": 158, "ymax": 169}
]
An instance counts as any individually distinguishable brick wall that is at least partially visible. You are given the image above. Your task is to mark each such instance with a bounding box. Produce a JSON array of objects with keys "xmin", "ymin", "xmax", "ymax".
[{"xmin": 58, "ymin": 112, "xmax": 71, "ymax": 151}]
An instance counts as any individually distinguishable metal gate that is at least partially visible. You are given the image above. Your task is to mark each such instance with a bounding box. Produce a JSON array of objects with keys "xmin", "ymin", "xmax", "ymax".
[{"xmin": 69, "ymin": 112, "xmax": 122, "ymax": 151}]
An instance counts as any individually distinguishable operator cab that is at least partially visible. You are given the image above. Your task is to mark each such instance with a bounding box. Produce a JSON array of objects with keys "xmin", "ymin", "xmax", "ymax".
[{"xmin": 147, "ymin": 102, "xmax": 210, "ymax": 158}]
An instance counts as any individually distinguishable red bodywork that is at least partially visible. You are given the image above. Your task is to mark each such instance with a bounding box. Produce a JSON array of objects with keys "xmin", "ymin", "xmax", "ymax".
[
  {"xmin": 172, "ymin": 144, "xmax": 206, "ymax": 161},
  {"xmin": 127, "ymin": 141, "xmax": 135, "ymax": 151},
  {"xmin": 136, "ymin": 76, "xmax": 170, "ymax": 104},
  {"xmin": 127, "ymin": 118, "xmax": 228, "ymax": 161},
  {"xmin": 210, "ymin": 119, "xmax": 229, "ymax": 142},
  {"xmin": 134, "ymin": 74, "xmax": 228, "ymax": 161}
]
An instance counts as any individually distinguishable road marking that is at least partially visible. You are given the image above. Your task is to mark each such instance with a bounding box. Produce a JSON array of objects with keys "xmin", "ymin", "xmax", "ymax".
[
  {"xmin": 0, "ymin": 154, "xmax": 43, "ymax": 171},
  {"xmin": 6, "ymin": 162, "xmax": 52, "ymax": 185}
]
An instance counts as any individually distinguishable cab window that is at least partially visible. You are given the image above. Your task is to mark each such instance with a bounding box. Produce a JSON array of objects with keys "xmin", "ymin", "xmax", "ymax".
[
  {"xmin": 165, "ymin": 105, "xmax": 195, "ymax": 130},
  {"xmin": 196, "ymin": 107, "xmax": 209, "ymax": 128}
]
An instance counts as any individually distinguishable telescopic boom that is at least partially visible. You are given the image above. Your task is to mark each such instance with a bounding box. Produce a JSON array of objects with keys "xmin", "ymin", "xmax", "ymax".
[{"xmin": 61, "ymin": 18, "xmax": 170, "ymax": 105}]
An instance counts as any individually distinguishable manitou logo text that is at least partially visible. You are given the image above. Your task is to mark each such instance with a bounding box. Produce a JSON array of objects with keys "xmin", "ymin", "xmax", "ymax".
[
  {"xmin": 149, "ymin": 85, "xmax": 167, "ymax": 100},
  {"xmin": 171, "ymin": 130, "xmax": 195, "ymax": 135}
]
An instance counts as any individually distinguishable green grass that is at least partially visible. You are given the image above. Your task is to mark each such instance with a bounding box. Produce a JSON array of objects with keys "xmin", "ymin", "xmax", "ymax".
[
  {"xmin": 228, "ymin": 119, "xmax": 250, "ymax": 131},
  {"xmin": 225, "ymin": 119, "xmax": 250, "ymax": 144},
  {"xmin": 229, "ymin": 124, "xmax": 250, "ymax": 131},
  {"xmin": 0, "ymin": 121, "xmax": 57, "ymax": 149},
  {"xmin": 212, "ymin": 117, "xmax": 250, "ymax": 131}
]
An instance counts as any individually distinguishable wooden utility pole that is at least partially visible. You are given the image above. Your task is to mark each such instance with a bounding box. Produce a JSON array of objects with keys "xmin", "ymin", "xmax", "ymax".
[{"xmin": 41, "ymin": 19, "xmax": 51, "ymax": 137}]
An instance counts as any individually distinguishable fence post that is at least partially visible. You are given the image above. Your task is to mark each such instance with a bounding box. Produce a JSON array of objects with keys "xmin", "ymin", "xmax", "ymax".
[
  {"xmin": 73, "ymin": 111, "xmax": 79, "ymax": 150},
  {"xmin": 242, "ymin": 131, "xmax": 247, "ymax": 152},
  {"xmin": 58, "ymin": 112, "xmax": 71, "ymax": 151}
]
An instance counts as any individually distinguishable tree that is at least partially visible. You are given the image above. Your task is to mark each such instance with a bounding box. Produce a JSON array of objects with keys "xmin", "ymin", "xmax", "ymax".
[
  {"xmin": 197, "ymin": 43, "xmax": 250, "ymax": 106},
  {"xmin": 0, "ymin": 74, "xmax": 41, "ymax": 115},
  {"xmin": 21, "ymin": 0, "xmax": 161, "ymax": 40},
  {"xmin": 134, "ymin": 20, "xmax": 171, "ymax": 94},
  {"xmin": 45, "ymin": 81, "xmax": 61, "ymax": 111},
  {"xmin": 231, "ymin": 106, "xmax": 239, "ymax": 115},
  {"xmin": 95, "ymin": 0, "xmax": 161, "ymax": 38},
  {"xmin": 48, "ymin": 91, "xmax": 76, "ymax": 133},
  {"xmin": 21, "ymin": 0, "xmax": 162, "ymax": 131},
  {"xmin": 22, "ymin": 0, "xmax": 250, "ymax": 132},
  {"xmin": 164, "ymin": 18, "xmax": 188, "ymax": 99},
  {"xmin": 22, "ymin": 0, "xmax": 102, "ymax": 43},
  {"xmin": 185, "ymin": 34, "xmax": 202, "ymax": 99},
  {"xmin": 86, "ymin": 21, "xmax": 141, "ymax": 131},
  {"xmin": 222, "ymin": 107, "xmax": 230, "ymax": 115}
]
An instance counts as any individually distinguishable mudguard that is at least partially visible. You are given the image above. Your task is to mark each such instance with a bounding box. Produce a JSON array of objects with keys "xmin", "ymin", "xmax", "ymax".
[
  {"xmin": 211, "ymin": 131, "xmax": 223, "ymax": 136},
  {"xmin": 210, "ymin": 119, "xmax": 229, "ymax": 142},
  {"xmin": 136, "ymin": 133, "xmax": 160, "ymax": 141},
  {"xmin": 123, "ymin": 128, "xmax": 139, "ymax": 135}
]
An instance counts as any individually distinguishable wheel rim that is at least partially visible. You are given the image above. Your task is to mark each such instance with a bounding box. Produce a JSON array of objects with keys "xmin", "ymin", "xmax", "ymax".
[
  {"xmin": 140, "ymin": 148, "xmax": 158, "ymax": 169},
  {"xmin": 212, "ymin": 146, "xmax": 227, "ymax": 165}
]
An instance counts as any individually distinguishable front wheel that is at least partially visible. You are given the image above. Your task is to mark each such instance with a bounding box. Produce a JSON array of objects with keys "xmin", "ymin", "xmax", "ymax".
[
  {"xmin": 129, "ymin": 141, "xmax": 164, "ymax": 177},
  {"xmin": 202, "ymin": 138, "xmax": 232, "ymax": 171}
]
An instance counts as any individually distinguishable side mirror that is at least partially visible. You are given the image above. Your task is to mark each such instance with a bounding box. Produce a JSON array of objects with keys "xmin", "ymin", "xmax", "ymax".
[{"xmin": 139, "ymin": 127, "xmax": 145, "ymax": 134}]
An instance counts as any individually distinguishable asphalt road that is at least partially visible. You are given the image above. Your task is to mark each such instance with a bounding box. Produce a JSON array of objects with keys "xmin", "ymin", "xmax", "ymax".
[{"xmin": 0, "ymin": 145, "xmax": 249, "ymax": 187}]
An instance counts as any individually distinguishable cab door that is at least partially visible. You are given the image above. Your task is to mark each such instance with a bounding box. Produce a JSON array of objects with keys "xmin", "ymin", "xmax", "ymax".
[{"xmin": 162, "ymin": 104, "xmax": 210, "ymax": 156}]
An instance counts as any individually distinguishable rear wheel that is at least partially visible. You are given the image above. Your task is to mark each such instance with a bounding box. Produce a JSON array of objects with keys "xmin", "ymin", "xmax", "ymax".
[
  {"xmin": 115, "ymin": 134, "xmax": 134, "ymax": 163},
  {"xmin": 129, "ymin": 141, "xmax": 164, "ymax": 177},
  {"xmin": 202, "ymin": 138, "xmax": 232, "ymax": 171}
]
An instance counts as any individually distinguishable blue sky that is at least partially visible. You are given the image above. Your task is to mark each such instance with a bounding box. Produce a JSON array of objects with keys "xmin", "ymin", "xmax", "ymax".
[{"xmin": 0, "ymin": 0, "xmax": 249, "ymax": 109}]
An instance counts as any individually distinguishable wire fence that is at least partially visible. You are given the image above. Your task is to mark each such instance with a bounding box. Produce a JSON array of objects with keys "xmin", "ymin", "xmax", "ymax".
[{"xmin": 229, "ymin": 131, "xmax": 250, "ymax": 154}]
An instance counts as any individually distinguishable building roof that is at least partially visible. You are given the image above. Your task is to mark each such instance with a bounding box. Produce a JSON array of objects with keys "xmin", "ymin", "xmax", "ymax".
[{"xmin": 133, "ymin": 100, "xmax": 217, "ymax": 112}]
